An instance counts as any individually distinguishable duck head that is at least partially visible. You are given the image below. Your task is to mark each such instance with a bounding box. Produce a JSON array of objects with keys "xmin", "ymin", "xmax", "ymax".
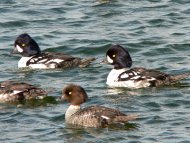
[
  {"xmin": 12, "ymin": 33, "xmax": 41, "ymax": 57},
  {"xmin": 61, "ymin": 84, "xmax": 88, "ymax": 106},
  {"xmin": 106, "ymin": 45, "xmax": 132, "ymax": 69}
]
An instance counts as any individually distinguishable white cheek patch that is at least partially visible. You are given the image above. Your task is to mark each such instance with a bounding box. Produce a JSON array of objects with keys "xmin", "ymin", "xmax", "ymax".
[
  {"xmin": 107, "ymin": 56, "xmax": 113, "ymax": 64},
  {"xmin": 16, "ymin": 45, "xmax": 23, "ymax": 53}
]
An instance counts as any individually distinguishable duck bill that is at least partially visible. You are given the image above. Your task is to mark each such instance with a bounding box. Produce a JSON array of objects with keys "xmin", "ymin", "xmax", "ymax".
[
  {"xmin": 11, "ymin": 47, "xmax": 19, "ymax": 55},
  {"xmin": 60, "ymin": 94, "xmax": 68, "ymax": 101}
]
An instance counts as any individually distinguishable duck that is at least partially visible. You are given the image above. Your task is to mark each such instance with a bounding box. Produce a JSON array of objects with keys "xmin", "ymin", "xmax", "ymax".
[
  {"xmin": 0, "ymin": 80, "xmax": 47, "ymax": 102},
  {"xmin": 61, "ymin": 84, "xmax": 137, "ymax": 128},
  {"xmin": 106, "ymin": 45, "xmax": 190, "ymax": 89},
  {"xmin": 11, "ymin": 33, "xmax": 95, "ymax": 69}
]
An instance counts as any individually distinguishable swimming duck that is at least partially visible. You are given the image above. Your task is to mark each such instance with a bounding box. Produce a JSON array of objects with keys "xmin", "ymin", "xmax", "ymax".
[
  {"xmin": 11, "ymin": 33, "xmax": 95, "ymax": 69},
  {"xmin": 0, "ymin": 80, "xmax": 47, "ymax": 102},
  {"xmin": 106, "ymin": 45, "xmax": 190, "ymax": 89},
  {"xmin": 61, "ymin": 84, "xmax": 137, "ymax": 128}
]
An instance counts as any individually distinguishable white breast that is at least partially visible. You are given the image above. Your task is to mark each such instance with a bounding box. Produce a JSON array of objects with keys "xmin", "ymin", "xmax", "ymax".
[
  {"xmin": 65, "ymin": 105, "xmax": 81, "ymax": 123},
  {"xmin": 18, "ymin": 57, "xmax": 33, "ymax": 68}
]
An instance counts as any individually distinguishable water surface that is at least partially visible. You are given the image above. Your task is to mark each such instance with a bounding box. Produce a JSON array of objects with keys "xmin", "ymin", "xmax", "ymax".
[{"xmin": 0, "ymin": 0, "xmax": 190, "ymax": 142}]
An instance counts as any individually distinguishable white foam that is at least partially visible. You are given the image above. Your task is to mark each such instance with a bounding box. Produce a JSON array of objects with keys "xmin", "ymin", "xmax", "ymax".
[{"xmin": 120, "ymin": 73, "xmax": 129, "ymax": 78}]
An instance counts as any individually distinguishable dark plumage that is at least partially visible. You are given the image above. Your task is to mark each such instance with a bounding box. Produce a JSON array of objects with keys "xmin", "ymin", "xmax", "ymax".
[{"xmin": 0, "ymin": 80, "xmax": 47, "ymax": 102}]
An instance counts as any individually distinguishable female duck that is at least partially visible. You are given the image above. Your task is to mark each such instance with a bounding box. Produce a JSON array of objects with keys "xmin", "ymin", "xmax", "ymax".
[
  {"xmin": 11, "ymin": 33, "xmax": 95, "ymax": 69},
  {"xmin": 106, "ymin": 45, "xmax": 190, "ymax": 88},
  {"xmin": 0, "ymin": 80, "xmax": 47, "ymax": 102},
  {"xmin": 61, "ymin": 84, "xmax": 137, "ymax": 128}
]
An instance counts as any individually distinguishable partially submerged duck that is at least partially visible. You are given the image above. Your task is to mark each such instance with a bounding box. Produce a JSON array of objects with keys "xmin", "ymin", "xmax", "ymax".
[{"xmin": 61, "ymin": 84, "xmax": 137, "ymax": 128}]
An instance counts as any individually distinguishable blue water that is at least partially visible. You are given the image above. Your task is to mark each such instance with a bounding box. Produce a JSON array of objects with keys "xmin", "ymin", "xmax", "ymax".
[{"xmin": 1, "ymin": 0, "xmax": 190, "ymax": 142}]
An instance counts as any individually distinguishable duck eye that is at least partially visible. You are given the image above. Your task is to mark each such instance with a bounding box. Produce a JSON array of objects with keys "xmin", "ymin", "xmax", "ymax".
[
  {"xmin": 22, "ymin": 43, "xmax": 26, "ymax": 47},
  {"xmin": 68, "ymin": 92, "xmax": 72, "ymax": 95},
  {"xmin": 112, "ymin": 54, "xmax": 116, "ymax": 58}
]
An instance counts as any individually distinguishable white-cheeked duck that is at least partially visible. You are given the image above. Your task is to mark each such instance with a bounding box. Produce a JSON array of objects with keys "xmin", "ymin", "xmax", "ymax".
[{"xmin": 106, "ymin": 45, "xmax": 190, "ymax": 89}]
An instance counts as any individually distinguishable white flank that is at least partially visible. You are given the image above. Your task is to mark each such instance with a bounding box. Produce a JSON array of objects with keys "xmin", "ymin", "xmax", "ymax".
[
  {"xmin": 18, "ymin": 57, "xmax": 64, "ymax": 69},
  {"xmin": 29, "ymin": 64, "xmax": 49, "ymax": 69},
  {"xmin": 16, "ymin": 45, "xmax": 23, "ymax": 53},
  {"xmin": 107, "ymin": 56, "xmax": 113, "ymax": 64},
  {"xmin": 129, "ymin": 73, "xmax": 133, "ymax": 76},
  {"xmin": 106, "ymin": 69, "xmax": 150, "ymax": 88},
  {"xmin": 120, "ymin": 73, "xmax": 129, "ymax": 79},
  {"xmin": 131, "ymin": 75, "xmax": 141, "ymax": 80},
  {"xmin": 46, "ymin": 59, "xmax": 64, "ymax": 64}
]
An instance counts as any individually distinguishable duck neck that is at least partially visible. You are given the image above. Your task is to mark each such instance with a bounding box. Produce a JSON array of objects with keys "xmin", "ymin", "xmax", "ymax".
[{"xmin": 65, "ymin": 104, "xmax": 81, "ymax": 122}]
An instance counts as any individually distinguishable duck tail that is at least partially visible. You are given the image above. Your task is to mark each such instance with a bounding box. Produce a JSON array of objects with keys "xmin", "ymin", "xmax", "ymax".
[
  {"xmin": 169, "ymin": 73, "xmax": 190, "ymax": 83},
  {"xmin": 29, "ymin": 88, "xmax": 48, "ymax": 99},
  {"xmin": 79, "ymin": 57, "xmax": 96, "ymax": 68},
  {"xmin": 113, "ymin": 114, "xmax": 138, "ymax": 123}
]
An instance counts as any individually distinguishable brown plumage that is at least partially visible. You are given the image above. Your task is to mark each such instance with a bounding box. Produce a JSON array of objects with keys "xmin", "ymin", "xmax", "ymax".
[
  {"xmin": 62, "ymin": 84, "xmax": 137, "ymax": 128},
  {"xmin": 0, "ymin": 80, "xmax": 47, "ymax": 102}
]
